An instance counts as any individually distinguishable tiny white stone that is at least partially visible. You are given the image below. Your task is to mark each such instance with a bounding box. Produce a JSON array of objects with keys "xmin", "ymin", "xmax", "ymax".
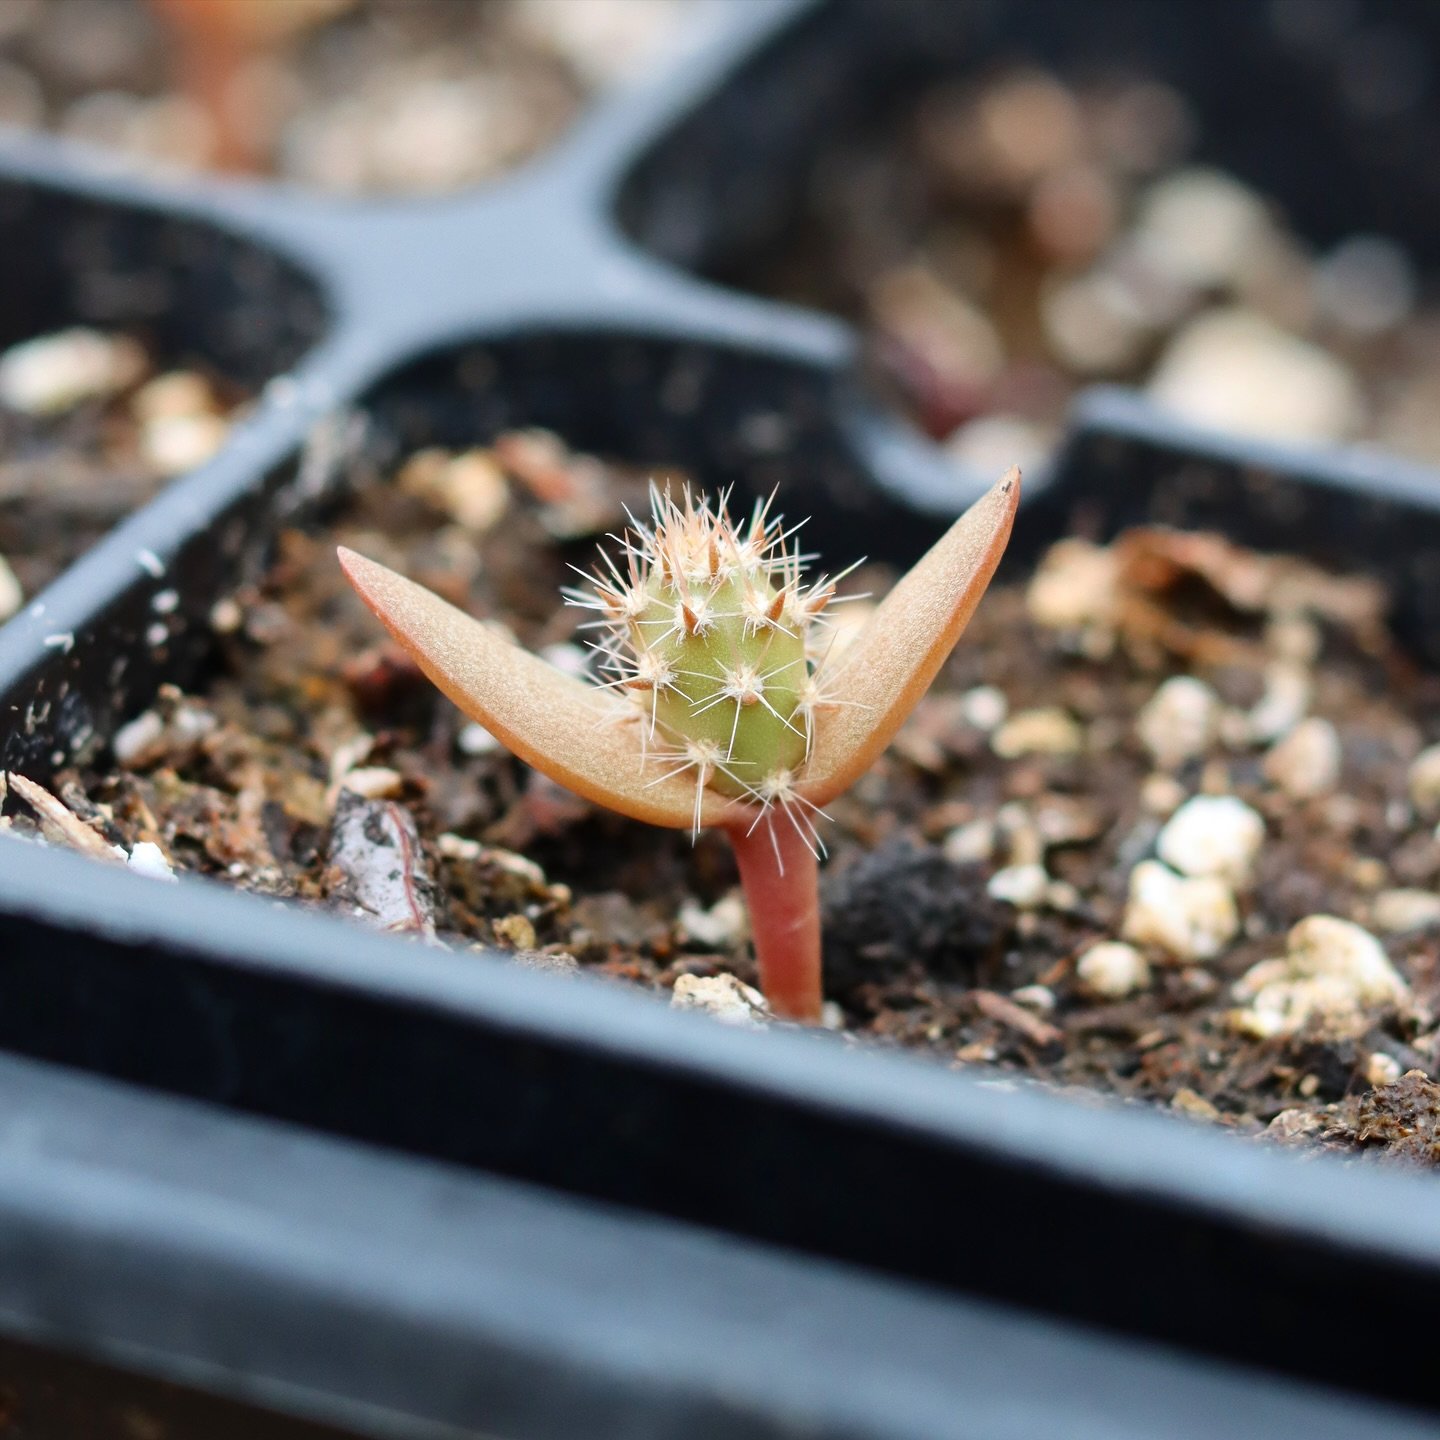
[
  {"xmin": 1230, "ymin": 915, "xmax": 1409, "ymax": 1039},
  {"xmin": 1133, "ymin": 168, "xmax": 1275, "ymax": 292},
  {"xmin": 1157, "ymin": 795, "xmax": 1265, "ymax": 887},
  {"xmin": 1407, "ymin": 743, "xmax": 1440, "ymax": 813},
  {"xmin": 1148, "ymin": 309, "xmax": 1362, "ymax": 445},
  {"xmin": 987, "ymin": 863, "xmax": 1050, "ymax": 910},
  {"xmin": 1076, "ymin": 941, "xmax": 1151, "ymax": 999},
  {"xmin": 943, "ymin": 817, "xmax": 995, "ymax": 865},
  {"xmin": 126, "ymin": 841, "xmax": 176, "ymax": 881},
  {"xmin": 0, "ymin": 328, "xmax": 143, "ymax": 415},
  {"xmin": 1010, "ymin": 984, "xmax": 1056, "ymax": 1014},
  {"xmin": 670, "ymin": 973, "xmax": 771, "ymax": 1028},
  {"xmin": 958, "ymin": 684, "xmax": 1008, "ymax": 733},
  {"xmin": 678, "ymin": 893, "xmax": 749, "ymax": 949},
  {"xmin": 992, "ymin": 707, "xmax": 1083, "ymax": 759},
  {"xmin": 1139, "ymin": 772, "xmax": 1188, "ymax": 817},
  {"xmin": 1025, "ymin": 539, "xmax": 1119, "ymax": 637},
  {"xmin": 0, "ymin": 554, "xmax": 20, "ymax": 622},
  {"xmin": 1136, "ymin": 676, "xmax": 1221, "ymax": 769},
  {"xmin": 112, "ymin": 709, "xmax": 165, "ymax": 765},
  {"xmin": 1365, "ymin": 1052, "xmax": 1403, "ymax": 1087},
  {"xmin": 141, "ymin": 412, "xmax": 228, "ymax": 476},
  {"xmin": 338, "ymin": 767, "xmax": 405, "ymax": 800},
  {"xmin": 1263, "ymin": 716, "xmax": 1341, "ymax": 799},
  {"xmin": 457, "ymin": 721, "xmax": 501, "ymax": 756},
  {"xmin": 1244, "ymin": 662, "xmax": 1312, "ymax": 744},
  {"xmin": 946, "ymin": 414, "xmax": 1049, "ymax": 478},
  {"xmin": 1370, "ymin": 889, "xmax": 1440, "ymax": 934},
  {"xmin": 1122, "ymin": 860, "xmax": 1239, "ymax": 961}
]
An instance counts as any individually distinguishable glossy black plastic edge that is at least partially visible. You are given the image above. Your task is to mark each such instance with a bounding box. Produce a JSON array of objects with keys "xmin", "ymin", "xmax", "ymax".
[
  {"xmin": 0, "ymin": 830, "xmax": 1438, "ymax": 1414},
  {"xmin": 2, "ymin": 1048, "xmax": 1437, "ymax": 1440}
]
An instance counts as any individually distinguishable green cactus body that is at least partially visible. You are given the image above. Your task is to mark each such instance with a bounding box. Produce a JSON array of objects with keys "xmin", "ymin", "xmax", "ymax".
[
  {"xmin": 580, "ymin": 488, "xmax": 834, "ymax": 814},
  {"xmin": 635, "ymin": 567, "xmax": 808, "ymax": 798}
]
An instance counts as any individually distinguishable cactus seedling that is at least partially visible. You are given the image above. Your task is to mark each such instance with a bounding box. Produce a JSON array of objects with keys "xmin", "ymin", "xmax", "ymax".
[{"xmin": 339, "ymin": 467, "xmax": 1018, "ymax": 1021}]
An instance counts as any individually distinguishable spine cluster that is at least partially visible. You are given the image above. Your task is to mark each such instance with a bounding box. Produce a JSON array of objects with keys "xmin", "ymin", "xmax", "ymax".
[{"xmin": 570, "ymin": 488, "xmax": 846, "ymax": 841}]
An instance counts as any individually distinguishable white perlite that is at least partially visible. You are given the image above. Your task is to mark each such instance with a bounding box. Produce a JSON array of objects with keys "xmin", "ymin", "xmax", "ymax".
[
  {"xmin": 991, "ymin": 707, "xmax": 1083, "ymax": 758},
  {"xmin": 1136, "ymin": 676, "xmax": 1220, "ymax": 769},
  {"xmin": 1156, "ymin": 795, "xmax": 1264, "ymax": 887},
  {"xmin": 1370, "ymin": 889, "xmax": 1440, "ymax": 934},
  {"xmin": 986, "ymin": 863, "xmax": 1050, "ymax": 910},
  {"xmin": 1407, "ymin": 743, "xmax": 1440, "ymax": 814},
  {"xmin": 678, "ymin": 893, "xmax": 748, "ymax": 949},
  {"xmin": 1147, "ymin": 309, "xmax": 1362, "ymax": 446},
  {"xmin": 670, "ymin": 973, "xmax": 771, "ymax": 1028},
  {"xmin": 1263, "ymin": 717, "xmax": 1341, "ymax": 799},
  {"xmin": 1076, "ymin": 941, "xmax": 1151, "ymax": 999},
  {"xmin": 1229, "ymin": 915, "xmax": 1410, "ymax": 1040},
  {"xmin": 0, "ymin": 327, "xmax": 144, "ymax": 415},
  {"xmin": 1122, "ymin": 860, "xmax": 1239, "ymax": 961},
  {"xmin": 126, "ymin": 841, "xmax": 176, "ymax": 881},
  {"xmin": 957, "ymin": 684, "xmax": 1009, "ymax": 733}
]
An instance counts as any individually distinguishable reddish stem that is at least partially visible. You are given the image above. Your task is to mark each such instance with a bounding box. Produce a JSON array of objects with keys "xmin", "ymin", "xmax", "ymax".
[{"xmin": 724, "ymin": 816, "xmax": 822, "ymax": 1023}]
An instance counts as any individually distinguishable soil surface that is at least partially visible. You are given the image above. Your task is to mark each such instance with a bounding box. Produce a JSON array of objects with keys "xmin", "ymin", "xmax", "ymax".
[
  {"xmin": 0, "ymin": 0, "xmax": 682, "ymax": 193},
  {"xmin": 726, "ymin": 63, "xmax": 1440, "ymax": 469},
  {"xmin": 8, "ymin": 433, "xmax": 1439, "ymax": 1171},
  {"xmin": 0, "ymin": 326, "xmax": 241, "ymax": 607}
]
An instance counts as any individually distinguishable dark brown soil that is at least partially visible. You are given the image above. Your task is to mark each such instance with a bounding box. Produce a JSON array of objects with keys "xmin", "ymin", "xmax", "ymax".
[{"xmin": 10, "ymin": 432, "xmax": 1439, "ymax": 1171}]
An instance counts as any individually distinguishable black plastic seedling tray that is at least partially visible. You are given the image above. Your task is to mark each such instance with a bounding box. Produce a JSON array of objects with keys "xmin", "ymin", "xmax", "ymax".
[{"xmin": 4, "ymin": 0, "xmax": 1440, "ymax": 1435}]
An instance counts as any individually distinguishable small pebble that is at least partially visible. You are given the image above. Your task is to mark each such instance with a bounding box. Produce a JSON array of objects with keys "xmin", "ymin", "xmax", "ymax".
[
  {"xmin": 1243, "ymin": 662, "xmax": 1312, "ymax": 745},
  {"xmin": 1010, "ymin": 984, "xmax": 1056, "ymax": 1014},
  {"xmin": 1025, "ymin": 539, "xmax": 1118, "ymax": 640},
  {"xmin": 1076, "ymin": 941, "xmax": 1151, "ymax": 999},
  {"xmin": 1263, "ymin": 716, "xmax": 1341, "ymax": 799},
  {"xmin": 1365, "ymin": 1052, "xmax": 1404, "ymax": 1087},
  {"xmin": 1133, "ymin": 168, "xmax": 1275, "ymax": 292},
  {"xmin": 493, "ymin": 913, "xmax": 538, "ymax": 951},
  {"xmin": 943, "ymin": 817, "xmax": 996, "ymax": 865},
  {"xmin": 141, "ymin": 412, "xmax": 229, "ymax": 475},
  {"xmin": 126, "ymin": 841, "xmax": 176, "ymax": 881},
  {"xmin": 0, "ymin": 328, "xmax": 144, "ymax": 415},
  {"xmin": 1407, "ymin": 743, "xmax": 1440, "ymax": 813},
  {"xmin": 457, "ymin": 721, "xmax": 501, "ymax": 756},
  {"xmin": 678, "ymin": 893, "xmax": 748, "ymax": 949},
  {"xmin": 0, "ymin": 555, "xmax": 20, "ymax": 623},
  {"xmin": 670, "ymin": 973, "xmax": 771, "ymax": 1028},
  {"xmin": 946, "ymin": 414, "xmax": 1049, "ymax": 479},
  {"xmin": 1148, "ymin": 309, "xmax": 1363, "ymax": 445},
  {"xmin": 1139, "ymin": 772, "xmax": 1187, "ymax": 817},
  {"xmin": 957, "ymin": 684, "xmax": 1009, "ymax": 733},
  {"xmin": 1230, "ymin": 915, "xmax": 1409, "ymax": 1039},
  {"xmin": 987, "ymin": 863, "xmax": 1050, "ymax": 910},
  {"xmin": 1170, "ymin": 1087, "xmax": 1222, "ymax": 1122},
  {"xmin": 1314, "ymin": 235, "xmax": 1416, "ymax": 338},
  {"xmin": 1122, "ymin": 860, "xmax": 1239, "ymax": 961},
  {"xmin": 1156, "ymin": 794, "xmax": 1265, "ymax": 887},
  {"xmin": 1136, "ymin": 676, "xmax": 1221, "ymax": 769},
  {"xmin": 337, "ymin": 766, "xmax": 405, "ymax": 801},
  {"xmin": 992, "ymin": 707, "xmax": 1083, "ymax": 758},
  {"xmin": 113, "ymin": 710, "xmax": 165, "ymax": 767},
  {"xmin": 1370, "ymin": 889, "xmax": 1440, "ymax": 934}
]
